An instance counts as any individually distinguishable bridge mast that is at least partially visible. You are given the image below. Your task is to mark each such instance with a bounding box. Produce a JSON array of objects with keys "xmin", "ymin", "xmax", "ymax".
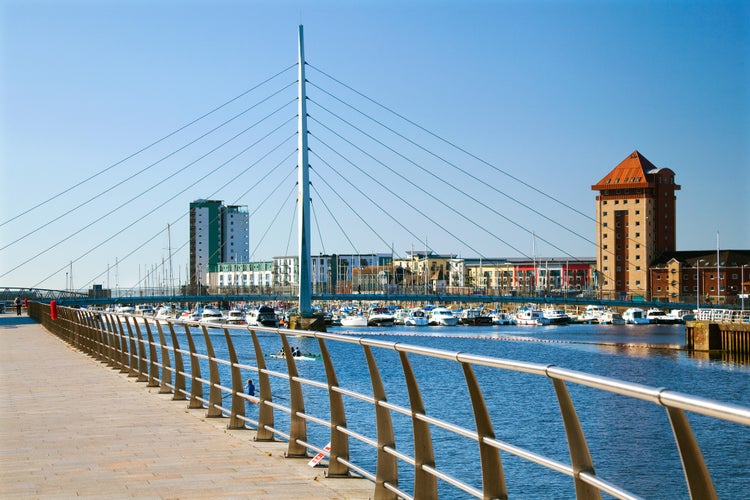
[{"xmin": 297, "ymin": 25, "xmax": 313, "ymax": 317}]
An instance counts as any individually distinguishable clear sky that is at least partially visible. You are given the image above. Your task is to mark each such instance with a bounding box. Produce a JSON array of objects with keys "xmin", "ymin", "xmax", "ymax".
[{"xmin": 1, "ymin": 0, "xmax": 748, "ymax": 290}]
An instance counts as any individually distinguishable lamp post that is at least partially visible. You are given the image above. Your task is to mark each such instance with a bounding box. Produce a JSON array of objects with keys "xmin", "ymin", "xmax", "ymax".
[
  {"xmin": 742, "ymin": 264, "xmax": 748, "ymax": 312},
  {"xmin": 696, "ymin": 259, "xmax": 706, "ymax": 312}
]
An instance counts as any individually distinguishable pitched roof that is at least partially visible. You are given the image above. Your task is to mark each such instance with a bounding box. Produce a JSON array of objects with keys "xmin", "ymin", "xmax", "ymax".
[{"xmin": 591, "ymin": 150, "xmax": 673, "ymax": 191}]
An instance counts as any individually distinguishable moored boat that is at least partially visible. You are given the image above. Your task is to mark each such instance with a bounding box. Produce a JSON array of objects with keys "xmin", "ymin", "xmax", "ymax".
[
  {"xmin": 458, "ymin": 308, "xmax": 493, "ymax": 326},
  {"xmin": 428, "ymin": 307, "xmax": 459, "ymax": 326},
  {"xmin": 623, "ymin": 307, "xmax": 650, "ymax": 325},
  {"xmin": 542, "ymin": 307, "xmax": 571, "ymax": 325},
  {"xmin": 246, "ymin": 305, "xmax": 279, "ymax": 327},
  {"xmin": 490, "ymin": 311, "xmax": 516, "ymax": 325},
  {"xmin": 224, "ymin": 309, "xmax": 247, "ymax": 325},
  {"xmin": 598, "ymin": 310, "xmax": 626, "ymax": 325},
  {"xmin": 368, "ymin": 307, "xmax": 395, "ymax": 327},
  {"xmin": 340, "ymin": 314, "xmax": 368, "ymax": 327},
  {"xmin": 646, "ymin": 308, "xmax": 681, "ymax": 324},
  {"xmin": 514, "ymin": 307, "xmax": 550, "ymax": 326},
  {"xmin": 199, "ymin": 308, "xmax": 224, "ymax": 325},
  {"xmin": 404, "ymin": 309, "xmax": 429, "ymax": 326}
]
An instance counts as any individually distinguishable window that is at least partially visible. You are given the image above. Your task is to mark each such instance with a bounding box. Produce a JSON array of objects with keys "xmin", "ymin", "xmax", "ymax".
[{"xmin": 636, "ymin": 280, "xmax": 641, "ymax": 286}]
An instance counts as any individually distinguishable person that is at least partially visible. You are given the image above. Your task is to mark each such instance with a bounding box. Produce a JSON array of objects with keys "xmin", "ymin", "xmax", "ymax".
[
  {"xmin": 246, "ymin": 379, "xmax": 255, "ymax": 398},
  {"xmin": 14, "ymin": 295, "xmax": 22, "ymax": 316},
  {"xmin": 293, "ymin": 347, "xmax": 301, "ymax": 357}
]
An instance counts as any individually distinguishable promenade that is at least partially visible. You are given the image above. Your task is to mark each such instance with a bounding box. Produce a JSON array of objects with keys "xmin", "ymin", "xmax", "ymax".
[{"xmin": 0, "ymin": 313, "xmax": 373, "ymax": 499}]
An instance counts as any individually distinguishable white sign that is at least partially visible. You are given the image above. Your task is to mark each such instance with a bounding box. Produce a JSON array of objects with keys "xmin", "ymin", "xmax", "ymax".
[{"xmin": 307, "ymin": 442, "xmax": 331, "ymax": 467}]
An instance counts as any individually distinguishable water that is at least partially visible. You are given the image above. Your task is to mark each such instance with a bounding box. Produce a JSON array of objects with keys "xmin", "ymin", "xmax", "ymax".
[{"xmin": 167, "ymin": 321, "xmax": 749, "ymax": 499}]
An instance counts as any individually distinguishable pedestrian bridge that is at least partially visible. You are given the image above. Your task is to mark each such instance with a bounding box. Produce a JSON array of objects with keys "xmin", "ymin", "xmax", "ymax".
[{"xmin": 19, "ymin": 303, "xmax": 750, "ymax": 498}]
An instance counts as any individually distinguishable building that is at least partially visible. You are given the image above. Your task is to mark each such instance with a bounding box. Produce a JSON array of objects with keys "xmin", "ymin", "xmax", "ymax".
[
  {"xmin": 649, "ymin": 250, "xmax": 750, "ymax": 304},
  {"xmin": 591, "ymin": 151, "xmax": 680, "ymax": 300},
  {"xmin": 189, "ymin": 200, "xmax": 249, "ymax": 289}
]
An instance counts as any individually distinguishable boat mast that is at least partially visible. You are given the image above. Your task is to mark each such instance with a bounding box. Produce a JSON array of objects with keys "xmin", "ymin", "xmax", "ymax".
[
  {"xmin": 168, "ymin": 223, "xmax": 174, "ymax": 297},
  {"xmin": 297, "ymin": 25, "xmax": 313, "ymax": 317}
]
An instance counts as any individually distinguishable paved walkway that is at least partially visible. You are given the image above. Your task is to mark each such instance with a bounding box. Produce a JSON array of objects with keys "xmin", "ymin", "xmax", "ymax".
[{"xmin": 0, "ymin": 314, "xmax": 373, "ymax": 499}]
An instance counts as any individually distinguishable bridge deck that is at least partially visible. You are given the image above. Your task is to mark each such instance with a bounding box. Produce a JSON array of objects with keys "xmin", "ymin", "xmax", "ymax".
[{"xmin": 0, "ymin": 314, "xmax": 373, "ymax": 499}]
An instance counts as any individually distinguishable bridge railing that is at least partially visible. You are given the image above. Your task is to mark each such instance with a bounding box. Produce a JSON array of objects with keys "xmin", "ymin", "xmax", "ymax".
[
  {"xmin": 29, "ymin": 302, "xmax": 750, "ymax": 499},
  {"xmin": 695, "ymin": 308, "xmax": 750, "ymax": 324}
]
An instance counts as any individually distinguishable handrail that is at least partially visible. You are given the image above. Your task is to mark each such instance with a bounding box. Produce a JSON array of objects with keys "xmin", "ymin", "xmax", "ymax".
[
  {"xmin": 695, "ymin": 308, "xmax": 750, "ymax": 324},
  {"xmin": 29, "ymin": 302, "xmax": 749, "ymax": 499}
]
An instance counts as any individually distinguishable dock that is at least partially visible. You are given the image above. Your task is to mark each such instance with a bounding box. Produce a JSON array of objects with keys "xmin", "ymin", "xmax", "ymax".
[{"xmin": 0, "ymin": 314, "xmax": 373, "ymax": 498}]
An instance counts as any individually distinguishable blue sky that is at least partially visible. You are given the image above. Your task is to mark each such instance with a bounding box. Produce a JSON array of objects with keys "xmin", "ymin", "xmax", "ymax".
[{"xmin": 1, "ymin": 0, "xmax": 748, "ymax": 290}]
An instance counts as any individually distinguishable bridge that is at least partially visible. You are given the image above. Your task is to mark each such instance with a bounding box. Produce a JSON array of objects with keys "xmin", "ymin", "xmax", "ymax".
[
  {"xmin": 4, "ymin": 26, "xmax": 739, "ymax": 314},
  {"xmin": 9, "ymin": 301, "xmax": 748, "ymax": 499}
]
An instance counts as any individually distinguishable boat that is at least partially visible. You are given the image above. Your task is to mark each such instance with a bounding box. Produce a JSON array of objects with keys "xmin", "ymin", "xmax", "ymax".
[
  {"xmin": 340, "ymin": 314, "xmax": 368, "ymax": 327},
  {"xmin": 598, "ymin": 310, "xmax": 626, "ymax": 325},
  {"xmin": 368, "ymin": 307, "xmax": 395, "ymax": 327},
  {"xmin": 541, "ymin": 308, "xmax": 571, "ymax": 325},
  {"xmin": 667, "ymin": 309, "xmax": 694, "ymax": 323},
  {"xmin": 580, "ymin": 305, "xmax": 605, "ymax": 323},
  {"xmin": 134, "ymin": 304, "xmax": 155, "ymax": 316},
  {"xmin": 116, "ymin": 305, "xmax": 135, "ymax": 314},
  {"xmin": 514, "ymin": 307, "xmax": 550, "ymax": 326},
  {"xmin": 646, "ymin": 308, "xmax": 681, "ymax": 324},
  {"xmin": 623, "ymin": 307, "xmax": 650, "ymax": 325},
  {"xmin": 392, "ymin": 309, "xmax": 409, "ymax": 325},
  {"xmin": 177, "ymin": 309, "xmax": 202, "ymax": 324},
  {"xmin": 246, "ymin": 305, "xmax": 279, "ymax": 327},
  {"xmin": 428, "ymin": 307, "xmax": 459, "ymax": 326},
  {"xmin": 490, "ymin": 311, "xmax": 516, "ymax": 325},
  {"xmin": 458, "ymin": 308, "xmax": 493, "ymax": 326},
  {"xmin": 199, "ymin": 308, "xmax": 224, "ymax": 325},
  {"xmin": 154, "ymin": 305, "xmax": 180, "ymax": 321},
  {"xmin": 224, "ymin": 309, "xmax": 247, "ymax": 325},
  {"xmin": 404, "ymin": 309, "xmax": 429, "ymax": 326}
]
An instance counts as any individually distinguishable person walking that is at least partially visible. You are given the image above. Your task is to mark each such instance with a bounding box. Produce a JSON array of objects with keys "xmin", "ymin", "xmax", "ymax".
[{"xmin": 14, "ymin": 296, "xmax": 22, "ymax": 316}]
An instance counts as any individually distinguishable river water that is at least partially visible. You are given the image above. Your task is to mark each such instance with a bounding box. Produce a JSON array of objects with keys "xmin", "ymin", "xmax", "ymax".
[{"xmin": 181, "ymin": 322, "xmax": 749, "ymax": 499}]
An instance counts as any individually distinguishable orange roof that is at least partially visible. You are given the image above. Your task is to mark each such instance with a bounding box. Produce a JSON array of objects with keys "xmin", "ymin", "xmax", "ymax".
[{"xmin": 591, "ymin": 150, "xmax": 675, "ymax": 191}]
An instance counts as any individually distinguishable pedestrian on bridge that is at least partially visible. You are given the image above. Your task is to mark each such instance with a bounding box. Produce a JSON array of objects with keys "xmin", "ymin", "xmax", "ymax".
[{"xmin": 14, "ymin": 296, "xmax": 21, "ymax": 316}]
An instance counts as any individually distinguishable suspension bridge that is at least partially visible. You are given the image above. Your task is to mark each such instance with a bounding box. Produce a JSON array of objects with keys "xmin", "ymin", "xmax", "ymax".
[{"xmin": 0, "ymin": 26, "xmax": 708, "ymax": 314}]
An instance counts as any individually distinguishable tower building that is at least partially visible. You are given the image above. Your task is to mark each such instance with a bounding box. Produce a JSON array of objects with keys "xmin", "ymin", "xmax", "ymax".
[
  {"xmin": 591, "ymin": 151, "xmax": 680, "ymax": 299},
  {"xmin": 189, "ymin": 200, "xmax": 249, "ymax": 288}
]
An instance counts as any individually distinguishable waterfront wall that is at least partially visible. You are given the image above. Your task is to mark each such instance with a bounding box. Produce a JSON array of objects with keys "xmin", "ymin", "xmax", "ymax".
[{"xmin": 686, "ymin": 321, "xmax": 750, "ymax": 359}]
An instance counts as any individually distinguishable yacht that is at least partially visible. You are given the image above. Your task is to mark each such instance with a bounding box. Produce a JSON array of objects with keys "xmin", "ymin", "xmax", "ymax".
[
  {"xmin": 490, "ymin": 311, "xmax": 515, "ymax": 325},
  {"xmin": 457, "ymin": 308, "xmax": 493, "ymax": 326},
  {"xmin": 340, "ymin": 313, "xmax": 368, "ymax": 327},
  {"xmin": 224, "ymin": 309, "xmax": 247, "ymax": 325},
  {"xmin": 199, "ymin": 308, "xmax": 224, "ymax": 325},
  {"xmin": 368, "ymin": 307, "xmax": 395, "ymax": 327},
  {"xmin": 246, "ymin": 305, "xmax": 279, "ymax": 327},
  {"xmin": 514, "ymin": 307, "xmax": 550, "ymax": 326},
  {"xmin": 154, "ymin": 305, "xmax": 179, "ymax": 321},
  {"xmin": 646, "ymin": 308, "xmax": 681, "ymax": 324},
  {"xmin": 623, "ymin": 307, "xmax": 650, "ymax": 325},
  {"xmin": 580, "ymin": 305, "xmax": 606, "ymax": 323},
  {"xmin": 428, "ymin": 307, "xmax": 459, "ymax": 326},
  {"xmin": 404, "ymin": 309, "xmax": 429, "ymax": 327},
  {"xmin": 598, "ymin": 310, "xmax": 625, "ymax": 325},
  {"xmin": 542, "ymin": 308, "xmax": 571, "ymax": 325},
  {"xmin": 134, "ymin": 304, "xmax": 155, "ymax": 316},
  {"xmin": 116, "ymin": 305, "xmax": 135, "ymax": 314}
]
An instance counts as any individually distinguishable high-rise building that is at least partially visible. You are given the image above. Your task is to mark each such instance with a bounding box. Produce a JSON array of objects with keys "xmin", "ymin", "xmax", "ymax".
[
  {"xmin": 189, "ymin": 200, "xmax": 249, "ymax": 287},
  {"xmin": 591, "ymin": 151, "xmax": 680, "ymax": 299}
]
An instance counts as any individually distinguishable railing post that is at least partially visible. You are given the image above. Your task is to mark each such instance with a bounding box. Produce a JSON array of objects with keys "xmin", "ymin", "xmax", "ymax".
[
  {"xmin": 461, "ymin": 362, "xmax": 507, "ymax": 500},
  {"xmin": 100, "ymin": 313, "xmax": 117, "ymax": 368},
  {"xmin": 154, "ymin": 321, "xmax": 173, "ymax": 394},
  {"xmin": 222, "ymin": 327, "xmax": 246, "ymax": 429},
  {"xmin": 142, "ymin": 320, "xmax": 160, "ymax": 388},
  {"xmin": 114, "ymin": 315, "xmax": 131, "ymax": 373},
  {"xmin": 664, "ymin": 406, "xmax": 717, "ymax": 499},
  {"xmin": 184, "ymin": 325, "xmax": 204, "ymax": 409},
  {"xmin": 398, "ymin": 351, "xmax": 437, "ymax": 498},
  {"xmin": 362, "ymin": 344, "xmax": 398, "ymax": 499},
  {"xmin": 318, "ymin": 338, "xmax": 350, "ymax": 477},
  {"xmin": 123, "ymin": 317, "xmax": 140, "ymax": 377},
  {"xmin": 250, "ymin": 329, "xmax": 275, "ymax": 441},
  {"xmin": 279, "ymin": 333, "xmax": 308, "ymax": 458},
  {"xmin": 130, "ymin": 319, "xmax": 149, "ymax": 383},
  {"xmin": 550, "ymin": 377, "xmax": 601, "ymax": 500},
  {"xmin": 169, "ymin": 323, "xmax": 188, "ymax": 401},
  {"xmin": 201, "ymin": 325, "xmax": 223, "ymax": 418}
]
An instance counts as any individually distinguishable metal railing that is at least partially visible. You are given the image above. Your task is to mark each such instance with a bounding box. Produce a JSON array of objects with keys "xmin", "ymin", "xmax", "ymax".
[
  {"xmin": 695, "ymin": 308, "xmax": 750, "ymax": 324},
  {"xmin": 30, "ymin": 302, "xmax": 750, "ymax": 499}
]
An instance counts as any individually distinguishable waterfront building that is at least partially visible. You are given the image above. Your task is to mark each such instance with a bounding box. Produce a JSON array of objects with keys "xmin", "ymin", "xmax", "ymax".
[
  {"xmin": 393, "ymin": 251, "xmax": 457, "ymax": 293},
  {"xmin": 592, "ymin": 151, "xmax": 680, "ymax": 300},
  {"xmin": 189, "ymin": 199, "xmax": 249, "ymax": 290},
  {"xmin": 649, "ymin": 250, "xmax": 750, "ymax": 304}
]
